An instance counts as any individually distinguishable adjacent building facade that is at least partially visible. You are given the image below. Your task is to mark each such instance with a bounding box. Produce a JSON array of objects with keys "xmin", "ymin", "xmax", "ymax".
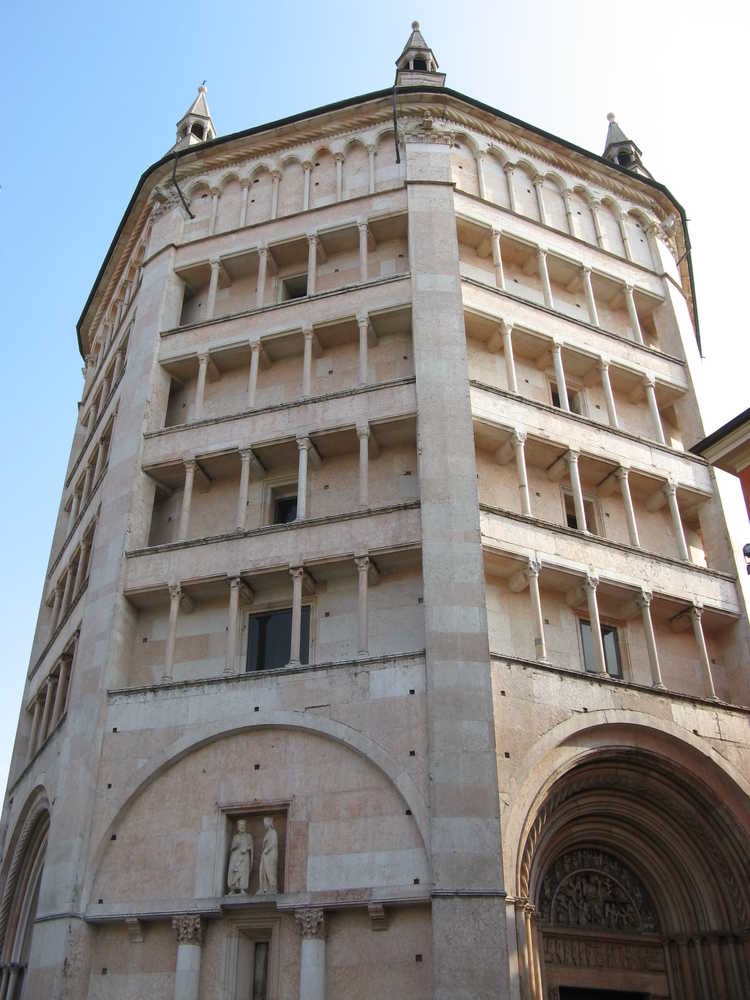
[{"xmin": 1, "ymin": 23, "xmax": 749, "ymax": 1000}]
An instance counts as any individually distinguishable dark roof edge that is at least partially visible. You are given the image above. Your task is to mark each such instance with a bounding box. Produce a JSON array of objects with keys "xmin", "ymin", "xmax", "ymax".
[
  {"xmin": 75, "ymin": 85, "xmax": 700, "ymax": 356},
  {"xmin": 691, "ymin": 406, "xmax": 750, "ymax": 457}
]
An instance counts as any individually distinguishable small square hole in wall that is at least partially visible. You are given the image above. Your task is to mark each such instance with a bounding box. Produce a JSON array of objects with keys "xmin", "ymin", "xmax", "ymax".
[
  {"xmin": 324, "ymin": 611, "xmax": 330, "ymax": 618},
  {"xmin": 409, "ymin": 688, "xmax": 415, "ymax": 695},
  {"xmin": 405, "ymin": 808, "xmax": 412, "ymax": 815},
  {"xmin": 504, "ymin": 752, "xmax": 510, "ymax": 759},
  {"xmin": 409, "ymin": 750, "xmax": 416, "ymax": 757},
  {"xmin": 415, "ymin": 955, "xmax": 423, "ymax": 963},
  {"xmin": 413, "ymin": 878, "xmax": 420, "ymax": 885},
  {"xmin": 254, "ymin": 706, "xmax": 260, "ymax": 712},
  {"xmin": 254, "ymin": 764, "xmax": 260, "ymax": 771}
]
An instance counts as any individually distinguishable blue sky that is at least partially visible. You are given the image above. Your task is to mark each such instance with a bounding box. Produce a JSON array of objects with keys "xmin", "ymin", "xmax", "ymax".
[{"xmin": 1, "ymin": 0, "xmax": 747, "ymax": 796}]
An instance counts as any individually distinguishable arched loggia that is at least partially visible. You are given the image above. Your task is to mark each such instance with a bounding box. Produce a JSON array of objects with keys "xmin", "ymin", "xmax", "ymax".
[{"xmin": 516, "ymin": 749, "xmax": 750, "ymax": 999}]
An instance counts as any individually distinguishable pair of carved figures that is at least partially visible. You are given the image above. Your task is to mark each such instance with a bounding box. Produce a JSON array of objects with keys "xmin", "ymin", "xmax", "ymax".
[{"xmin": 227, "ymin": 816, "xmax": 278, "ymax": 895}]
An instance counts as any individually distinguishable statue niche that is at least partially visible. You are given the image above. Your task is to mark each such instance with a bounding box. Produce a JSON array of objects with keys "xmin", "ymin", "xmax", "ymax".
[
  {"xmin": 224, "ymin": 810, "xmax": 285, "ymax": 896},
  {"xmin": 539, "ymin": 848, "xmax": 659, "ymax": 934}
]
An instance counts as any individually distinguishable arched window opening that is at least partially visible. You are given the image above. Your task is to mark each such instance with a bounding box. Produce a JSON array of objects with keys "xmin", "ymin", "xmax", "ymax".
[
  {"xmin": 413, "ymin": 58, "xmax": 427, "ymax": 70},
  {"xmin": 190, "ymin": 123, "xmax": 204, "ymax": 140}
]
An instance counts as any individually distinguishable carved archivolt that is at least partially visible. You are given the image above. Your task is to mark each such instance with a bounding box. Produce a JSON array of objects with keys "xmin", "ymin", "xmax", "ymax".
[{"xmin": 539, "ymin": 848, "xmax": 659, "ymax": 934}]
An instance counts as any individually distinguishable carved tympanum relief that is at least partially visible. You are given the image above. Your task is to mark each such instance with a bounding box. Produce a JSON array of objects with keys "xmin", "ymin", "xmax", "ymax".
[{"xmin": 539, "ymin": 848, "xmax": 659, "ymax": 934}]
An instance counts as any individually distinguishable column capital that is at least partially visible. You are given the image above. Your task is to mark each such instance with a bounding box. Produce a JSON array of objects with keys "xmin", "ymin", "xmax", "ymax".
[
  {"xmin": 270, "ymin": 169, "xmax": 282, "ymax": 182},
  {"xmin": 357, "ymin": 219, "xmax": 369, "ymax": 232},
  {"xmin": 526, "ymin": 557, "xmax": 542, "ymax": 578},
  {"xmin": 172, "ymin": 914, "xmax": 202, "ymax": 945},
  {"xmin": 183, "ymin": 457, "xmax": 197, "ymax": 471},
  {"xmin": 296, "ymin": 435, "xmax": 312, "ymax": 452},
  {"xmin": 584, "ymin": 573, "xmax": 599, "ymax": 592},
  {"xmin": 209, "ymin": 187, "xmax": 220, "ymax": 198},
  {"xmin": 503, "ymin": 161, "xmax": 515, "ymax": 175},
  {"xmin": 333, "ymin": 151, "xmax": 345, "ymax": 163},
  {"xmin": 598, "ymin": 354, "xmax": 610, "ymax": 370},
  {"xmin": 356, "ymin": 422, "xmax": 370, "ymax": 440},
  {"xmin": 209, "ymin": 255, "xmax": 221, "ymax": 269},
  {"xmin": 551, "ymin": 337, "xmax": 563, "ymax": 351},
  {"xmin": 582, "ymin": 265, "xmax": 592, "ymax": 276},
  {"xmin": 257, "ymin": 241, "xmax": 268, "ymax": 255},
  {"xmin": 689, "ymin": 603, "xmax": 704, "ymax": 622},
  {"xmin": 635, "ymin": 589, "xmax": 653, "ymax": 609},
  {"xmin": 302, "ymin": 160, "xmax": 313, "ymax": 171},
  {"xmin": 662, "ymin": 479, "xmax": 677, "ymax": 498},
  {"xmin": 354, "ymin": 554, "xmax": 370, "ymax": 573},
  {"xmin": 491, "ymin": 226, "xmax": 502, "ymax": 240},
  {"xmin": 306, "ymin": 232, "xmax": 318, "ymax": 247},
  {"xmin": 356, "ymin": 310, "xmax": 369, "ymax": 328},
  {"xmin": 295, "ymin": 907, "xmax": 327, "ymax": 940},
  {"xmin": 240, "ymin": 177, "xmax": 252, "ymax": 190},
  {"xmin": 511, "ymin": 429, "xmax": 527, "ymax": 447},
  {"xmin": 239, "ymin": 447, "xmax": 253, "ymax": 462},
  {"xmin": 366, "ymin": 142, "xmax": 376, "ymax": 154},
  {"xmin": 624, "ymin": 281, "xmax": 634, "ymax": 294},
  {"xmin": 614, "ymin": 465, "xmax": 630, "ymax": 481},
  {"xmin": 532, "ymin": 174, "xmax": 544, "ymax": 188},
  {"xmin": 302, "ymin": 323, "xmax": 314, "ymax": 338},
  {"xmin": 566, "ymin": 448, "xmax": 580, "ymax": 463},
  {"xmin": 536, "ymin": 247, "xmax": 548, "ymax": 260},
  {"xmin": 197, "ymin": 351, "xmax": 210, "ymax": 365},
  {"xmin": 168, "ymin": 582, "xmax": 182, "ymax": 602},
  {"xmin": 289, "ymin": 565, "xmax": 305, "ymax": 582},
  {"xmin": 500, "ymin": 318, "xmax": 512, "ymax": 336}
]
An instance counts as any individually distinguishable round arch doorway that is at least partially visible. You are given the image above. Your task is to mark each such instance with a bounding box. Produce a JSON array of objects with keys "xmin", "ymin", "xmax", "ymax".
[{"xmin": 518, "ymin": 745, "xmax": 750, "ymax": 999}]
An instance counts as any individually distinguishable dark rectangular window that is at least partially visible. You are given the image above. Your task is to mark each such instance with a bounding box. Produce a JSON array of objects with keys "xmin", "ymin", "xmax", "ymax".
[
  {"xmin": 280, "ymin": 274, "xmax": 308, "ymax": 301},
  {"xmin": 580, "ymin": 619, "xmax": 622, "ymax": 678},
  {"xmin": 273, "ymin": 495, "xmax": 298, "ymax": 524},
  {"xmin": 563, "ymin": 492, "xmax": 599, "ymax": 535},
  {"xmin": 247, "ymin": 606, "xmax": 310, "ymax": 671}
]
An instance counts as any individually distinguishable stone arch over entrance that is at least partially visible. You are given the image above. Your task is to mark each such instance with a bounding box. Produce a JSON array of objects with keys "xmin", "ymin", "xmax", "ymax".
[
  {"xmin": 0, "ymin": 787, "xmax": 50, "ymax": 997},
  {"xmin": 516, "ymin": 746, "xmax": 750, "ymax": 999}
]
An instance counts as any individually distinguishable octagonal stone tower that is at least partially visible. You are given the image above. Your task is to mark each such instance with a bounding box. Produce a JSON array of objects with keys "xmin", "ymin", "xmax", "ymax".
[{"xmin": 1, "ymin": 22, "xmax": 749, "ymax": 1000}]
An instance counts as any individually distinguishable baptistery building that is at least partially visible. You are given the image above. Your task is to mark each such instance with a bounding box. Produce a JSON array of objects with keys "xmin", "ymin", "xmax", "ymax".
[{"xmin": 1, "ymin": 22, "xmax": 749, "ymax": 1000}]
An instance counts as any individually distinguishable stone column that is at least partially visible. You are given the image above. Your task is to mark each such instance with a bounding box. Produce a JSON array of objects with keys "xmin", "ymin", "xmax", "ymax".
[
  {"xmin": 302, "ymin": 325, "xmax": 314, "ymax": 398},
  {"xmin": 67, "ymin": 491, "xmax": 81, "ymax": 534},
  {"xmin": 334, "ymin": 152, "xmax": 344, "ymax": 201},
  {"xmin": 296, "ymin": 437, "xmax": 311, "ymax": 519},
  {"xmin": 194, "ymin": 353, "xmax": 209, "ymax": 420},
  {"xmin": 73, "ymin": 537, "xmax": 91, "ymax": 596},
  {"xmin": 358, "ymin": 221, "xmax": 369, "ymax": 282},
  {"xmin": 28, "ymin": 697, "xmax": 42, "ymax": 759},
  {"xmin": 532, "ymin": 176, "xmax": 547, "ymax": 225},
  {"xmin": 248, "ymin": 341, "xmax": 261, "ymax": 408},
  {"xmin": 163, "ymin": 584, "xmax": 182, "ymax": 682},
  {"xmin": 52, "ymin": 655, "xmax": 71, "ymax": 724},
  {"xmin": 563, "ymin": 189, "xmax": 576, "ymax": 236},
  {"xmin": 357, "ymin": 312, "xmax": 369, "ymax": 386},
  {"xmin": 270, "ymin": 170, "xmax": 281, "ymax": 218},
  {"xmin": 598, "ymin": 356, "xmax": 619, "ymax": 428},
  {"xmin": 302, "ymin": 162, "xmax": 312, "ymax": 210},
  {"xmin": 624, "ymin": 283, "xmax": 644, "ymax": 344},
  {"xmin": 537, "ymin": 248, "xmax": 554, "ymax": 308},
  {"xmin": 486, "ymin": 229, "xmax": 506, "ymax": 294},
  {"xmin": 295, "ymin": 908, "xmax": 326, "ymax": 1000},
  {"xmin": 618, "ymin": 212, "xmax": 633, "ymax": 261},
  {"xmin": 551, "ymin": 341, "xmax": 569, "ymax": 410},
  {"xmin": 527, "ymin": 559, "xmax": 547, "ymax": 661},
  {"xmin": 289, "ymin": 567, "xmax": 304, "ymax": 666},
  {"xmin": 61, "ymin": 562, "xmax": 76, "ymax": 616},
  {"xmin": 470, "ymin": 153, "xmax": 484, "ymax": 199},
  {"xmin": 206, "ymin": 257, "xmax": 221, "ymax": 320},
  {"xmin": 256, "ymin": 244, "xmax": 268, "ymax": 308},
  {"xmin": 664, "ymin": 481, "xmax": 689, "ymax": 560},
  {"xmin": 567, "ymin": 450, "xmax": 587, "ymax": 531},
  {"xmin": 236, "ymin": 450, "xmax": 252, "ymax": 531},
  {"xmin": 208, "ymin": 188, "xmax": 220, "ymax": 235},
  {"xmin": 50, "ymin": 581, "xmax": 64, "ymax": 632},
  {"xmin": 83, "ymin": 462, "xmax": 95, "ymax": 504},
  {"xmin": 591, "ymin": 199, "xmax": 605, "ymax": 247},
  {"xmin": 615, "ymin": 467, "xmax": 640, "ymax": 546},
  {"xmin": 501, "ymin": 320, "xmax": 517, "ymax": 393},
  {"xmin": 225, "ymin": 577, "xmax": 242, "ymax": 674},
  {"xmin": 172, "ymin": 915, "xmax": 203, "ymax": 1000},
  {"xmin": 355, "ymin": 555, "xmax": 370, "ymax": 655},
  {"xmin": 512, "ymin": 431, "xmax": 532, "ymax": 516},
  {"xmin": 357, "ymin": 423, "xmax": 370, "ymax": 509},
  {"xmin": 504, "ymin": 162, "xmax": 517, "ymax": 212},
  {"xmin": 112, "ymin": 347, "xmax": 124, "ymax": 383},
  {"xmin": 38, "ymin": 677, "xmax": 54, "ymax": 748},
  {"xmin": 582, "ymin": 266, "xmax": 599, "ymax": 326},
  {"xmin": 644, "ymin": 376, "xmax": 666, "ymax": 444},
  {"xmin": 637, "ymin": 590, "xmax": 664, "ymax": 688},
  {"xmin": 367, "ymin": 145, "xmax": 376, "ymax": 194},
  {"xmin": 239, "ymin": 179, "xmax": 250, "ymax": 227},
  {"xmin": 178, "ymin": 460, "xmax": 196, "ymax": 540},
  {"xmin": 584, "ymin": 574, "xmax": 606, "ymax": 673},
  {"xmin": 4, "ymin": 967, "xmax": 19, "ymax": 1000},
  {"xmin": 306, "ymin": 234, "xmax": 318, "ymax": 296},
  {"xmin": 690, "ymin": 605, "xmax": 718, "ymax": 700}
]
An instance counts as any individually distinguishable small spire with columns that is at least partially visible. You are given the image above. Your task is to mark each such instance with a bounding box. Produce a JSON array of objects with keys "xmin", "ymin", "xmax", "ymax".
[
  {"xmin": 395, "ymin": 21, "xmax": 445, "ymax": 87},
  {"xmin": 171, "ymin": 83, "xmax": 216, "ymax": 152},
  {"xmin": 602, "ymin": 112, "xmax": 651, "ymax": 178}
]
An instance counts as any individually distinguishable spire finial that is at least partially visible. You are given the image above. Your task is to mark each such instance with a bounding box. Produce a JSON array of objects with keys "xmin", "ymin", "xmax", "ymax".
[
  {"xmin": 607, "ymin": 111, "xmax": 616, "ymax": 123},
  {"xmin": 395, "ymin": 19, "xmax": 445, "ymax": 87},
  {"xmin": 412, "ymin": 20, "xmax": 420, "ymax": 29}
]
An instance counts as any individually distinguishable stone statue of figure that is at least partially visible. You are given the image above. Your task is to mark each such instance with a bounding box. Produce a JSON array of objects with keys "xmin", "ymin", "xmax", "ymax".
[
  {"xmin": 256, "ymin": 816, "xmax": 279, "ymax": 894},
  {"xmin": 227, "ymin": 819, "xmax": 253, "ymax": 894}
]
